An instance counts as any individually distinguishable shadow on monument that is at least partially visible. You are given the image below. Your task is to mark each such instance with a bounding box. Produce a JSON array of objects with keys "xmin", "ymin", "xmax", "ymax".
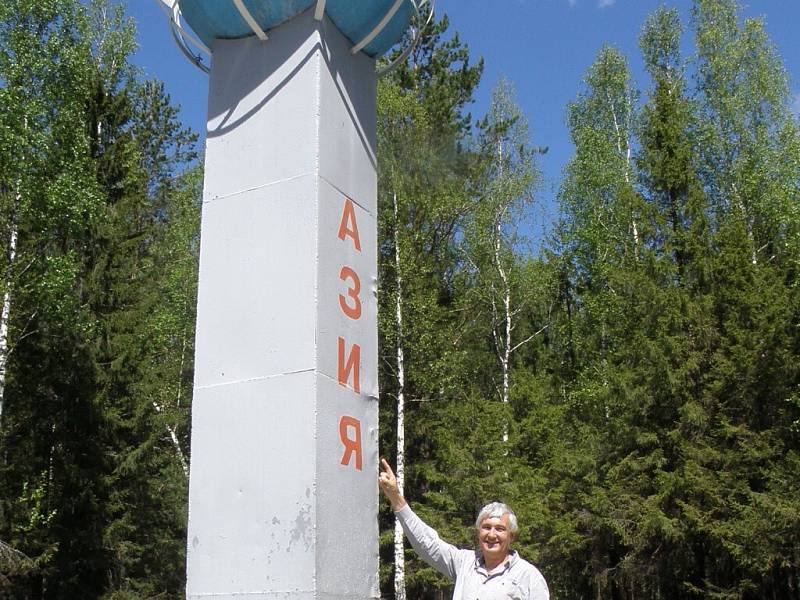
[{"xmin": 207, "ymin": 8, "xmax": 376, "ymax": 169}]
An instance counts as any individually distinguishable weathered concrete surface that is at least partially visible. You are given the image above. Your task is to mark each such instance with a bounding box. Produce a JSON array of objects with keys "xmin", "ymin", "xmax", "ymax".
[{"xmin": 186, "ymin": 9, "xmax": 378, "ymax": 599}]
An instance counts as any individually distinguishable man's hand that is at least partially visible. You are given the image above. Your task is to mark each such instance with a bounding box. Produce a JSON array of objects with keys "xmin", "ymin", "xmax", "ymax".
[{"xmin": 378, "ymin": 458, "xmax": 407, "ymax": 512}]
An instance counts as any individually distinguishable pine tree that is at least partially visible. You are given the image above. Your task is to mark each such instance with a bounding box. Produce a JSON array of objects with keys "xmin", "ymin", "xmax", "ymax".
[{"xmin": 0, "ymin": 1, "xmax": 198, "ymax": 597}]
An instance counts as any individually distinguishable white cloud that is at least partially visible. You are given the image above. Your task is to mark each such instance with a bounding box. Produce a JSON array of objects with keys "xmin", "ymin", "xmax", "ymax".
[{"xmin": 598, "ymin": 0, "xmax": 616, "ymax": 7}]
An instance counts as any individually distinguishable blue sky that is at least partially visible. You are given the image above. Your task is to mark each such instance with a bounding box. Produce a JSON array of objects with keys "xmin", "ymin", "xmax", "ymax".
[{"xmin": 126, "ymin": 0, "xmax": 800, "ymax": 237}]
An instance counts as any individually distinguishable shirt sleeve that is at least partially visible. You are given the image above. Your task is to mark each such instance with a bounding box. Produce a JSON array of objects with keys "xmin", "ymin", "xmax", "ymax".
[
  {"xmin": 526, "ymin": 567, "xmax": 550, "ymax": 600},
  {"xmin": 395, "ymin": 504, "xmax": 468, "ymax": 581}
]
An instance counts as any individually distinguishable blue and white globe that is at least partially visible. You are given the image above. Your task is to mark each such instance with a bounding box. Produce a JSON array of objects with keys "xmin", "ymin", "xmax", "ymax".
[{"xmin": 179, "ymin": 0, "xmax": 415, "ymax": 57}]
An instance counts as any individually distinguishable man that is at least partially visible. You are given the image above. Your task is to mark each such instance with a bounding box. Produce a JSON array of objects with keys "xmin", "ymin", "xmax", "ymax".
[{"xmin": 378, "ymin": 459, "xmax": 549, "ymax": 600}]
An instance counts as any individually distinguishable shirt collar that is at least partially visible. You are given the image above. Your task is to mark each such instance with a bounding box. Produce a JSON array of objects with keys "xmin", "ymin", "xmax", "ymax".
[{"xmin": 474, "ymin": 550, "xmax": 518, "ymax": 576}]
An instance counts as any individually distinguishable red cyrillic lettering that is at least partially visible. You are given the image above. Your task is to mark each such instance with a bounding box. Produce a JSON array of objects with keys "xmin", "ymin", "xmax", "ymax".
[
  {"xmin": 337, "ymin": 197, "xmax": 362, "ymax": 252},
  {"xmin": 337, "ymin": 337, "xmax": 360, "ymax": 393},
  {"xmin": 339, "ymin": 415, "xmax": 363, "ymax": 471},
  {"xmin": 339, "ymin": 266, "xmax": 362, "ymax": 320}
]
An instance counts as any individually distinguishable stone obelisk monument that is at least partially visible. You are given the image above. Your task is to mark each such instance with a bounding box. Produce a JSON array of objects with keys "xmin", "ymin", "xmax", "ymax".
[{"xmin": 153, "ymin": 0, "xmax": 425, "ymax": 597}]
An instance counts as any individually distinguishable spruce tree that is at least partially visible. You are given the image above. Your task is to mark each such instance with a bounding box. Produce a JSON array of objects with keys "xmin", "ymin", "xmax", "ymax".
[{"xmin": 0, "ymin": 1, "xmax": 198, "ymax": 597}]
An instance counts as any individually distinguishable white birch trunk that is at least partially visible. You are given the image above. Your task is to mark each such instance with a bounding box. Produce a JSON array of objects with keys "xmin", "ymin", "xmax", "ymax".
[
  {"xmin": 492, "ymin": 138, "xmax": 513, "ymax": 444},
  {"xmin": 392, "ymin": 192, "xmax": 406, "ymax": 600},
  {"xmin": 0, "ymin": 190, "xmax": 19, "ymax": 425},
  {"xmin": 153, "ymin": 400, "xmax": 189, "ymax": 479},
  {"xmin": 494, "ymin": 216, "xmax": 511, "ymax": 443},
  {"xmin": 730, "ymin": 183, "xmax": 757, "ymax": 265},
  {"xmin": 494, "ymin": 142, "xmax": 512, "ymax": 422},
  {"xmin": 608, "ymin": 91, "xmax": 640, "ymax": 258},
  {"xmin": 172, "ymin": 323, "xmax": 190, "ymax": 479},
  {"xmin": 2, "ymin": 118, "xmax": 27, "ymax": 425}
]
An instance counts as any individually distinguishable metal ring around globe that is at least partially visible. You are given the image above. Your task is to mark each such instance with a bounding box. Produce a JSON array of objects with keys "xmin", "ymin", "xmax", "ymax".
[
  {"xmin": 376, "ymin": 0, "xmax": 433, "ymax": 76},
  {"xmin": 350, "ymin": 0, "xmax": 405, "ymax": 56},
  {"xmin": 154, "ymin": 0, "xmax": 433, "ymax": 77},
  {"xmin": 156, "ymin": 0, "xmax": 211, "ymax": 72},
  {"xmin": 170, "ymin": 25, "xmax": 211, "ymax": 73},
  {"xmin": 169, "ymin": 5, "xmax": 211, "ymax": 74}
]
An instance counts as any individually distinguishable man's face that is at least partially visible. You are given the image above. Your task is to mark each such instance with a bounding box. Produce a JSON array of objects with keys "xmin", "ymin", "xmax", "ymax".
[{"xmin": 478, "ymin": 514, "xmax": 512, "ymax": 565}]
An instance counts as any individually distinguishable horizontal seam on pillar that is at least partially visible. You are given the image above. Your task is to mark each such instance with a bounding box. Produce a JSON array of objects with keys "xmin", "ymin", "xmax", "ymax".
[
  {"xmin": 317, "ymin": 370, "xmax": 378, "ymax": 400},
  {"xmin": 206, "ymin": 172, "xmax": 315, "ymax": 203},
  {"xmin": 196, "ymin": 368, "xmax": 316, "ymax": 390},
  {"xmin": 318, "ymin": 174, "xmax": 375, "ymax": 216}
]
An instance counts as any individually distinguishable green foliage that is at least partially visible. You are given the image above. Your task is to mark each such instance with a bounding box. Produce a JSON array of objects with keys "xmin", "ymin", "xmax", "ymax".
[
  {"xmin": 376, "ymin": 2, "xmax": 799, "ymax": 600},
  {"xmin": 539, "ymin": 2, "xmax": 800, "ymax": 598},
  {"xmin": 0, "ymin": 0, "xmax": 797, "ymax": 599},
  {"xmin": 0, "ymin": 1, "xmax": 198, "ymax": 598}
]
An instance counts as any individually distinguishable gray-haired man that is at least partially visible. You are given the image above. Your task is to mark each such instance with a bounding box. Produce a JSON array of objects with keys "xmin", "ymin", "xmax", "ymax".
[{"xmin": 378, "ymin": 459, "xmax": 549, "ymax": 600}]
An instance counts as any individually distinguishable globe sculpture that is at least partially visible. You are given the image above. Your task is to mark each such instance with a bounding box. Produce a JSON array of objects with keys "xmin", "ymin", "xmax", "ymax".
[
  {"xmin": 154, "ymin": 2, "xmax": 431, "ymax": 599},
  {"xmin": 158, "ymin": 0, "xmax": 430, "ymax": 73}
]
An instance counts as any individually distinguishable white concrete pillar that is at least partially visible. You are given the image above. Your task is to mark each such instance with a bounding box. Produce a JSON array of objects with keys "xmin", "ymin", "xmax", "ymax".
[{"xmin": 186, "ymin": 9, "xmax": 379, "ymax": 600}]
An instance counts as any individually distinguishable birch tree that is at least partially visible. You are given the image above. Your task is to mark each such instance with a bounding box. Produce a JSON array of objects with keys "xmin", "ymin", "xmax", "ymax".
[
  {"xmin": 0, "ymin": 145, "xmax": 20, "ymax": 426},
  {"xmin": 562, "ymin": 48, "xmax": 641, "ymax": 272},
  {"xmin": 377, "ymin": 80, "xmax": 425, "ymax": 600},
  {"xmin": 466, "ymin": 79, "xmax": 539, "ymax": 419},
  {"xmin": 377, "ymin": 19, "xmax": 483, "ymax": 595},
  {"xmin": 694, "ymin": 0, "xmax": 800, "ymax": 270},
  {"xmin": 378, "ymin": 76, "xmax": 458, "ymax": 600},
  {"xmin": 557, "ymin": 47, "xmax": 644, "ymax": 419}
]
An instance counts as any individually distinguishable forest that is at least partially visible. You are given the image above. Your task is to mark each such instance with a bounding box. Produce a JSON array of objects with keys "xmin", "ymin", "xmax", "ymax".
[{"xmin": 0, "ymin": 0, "xmax": 798, "ymax": 598}]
